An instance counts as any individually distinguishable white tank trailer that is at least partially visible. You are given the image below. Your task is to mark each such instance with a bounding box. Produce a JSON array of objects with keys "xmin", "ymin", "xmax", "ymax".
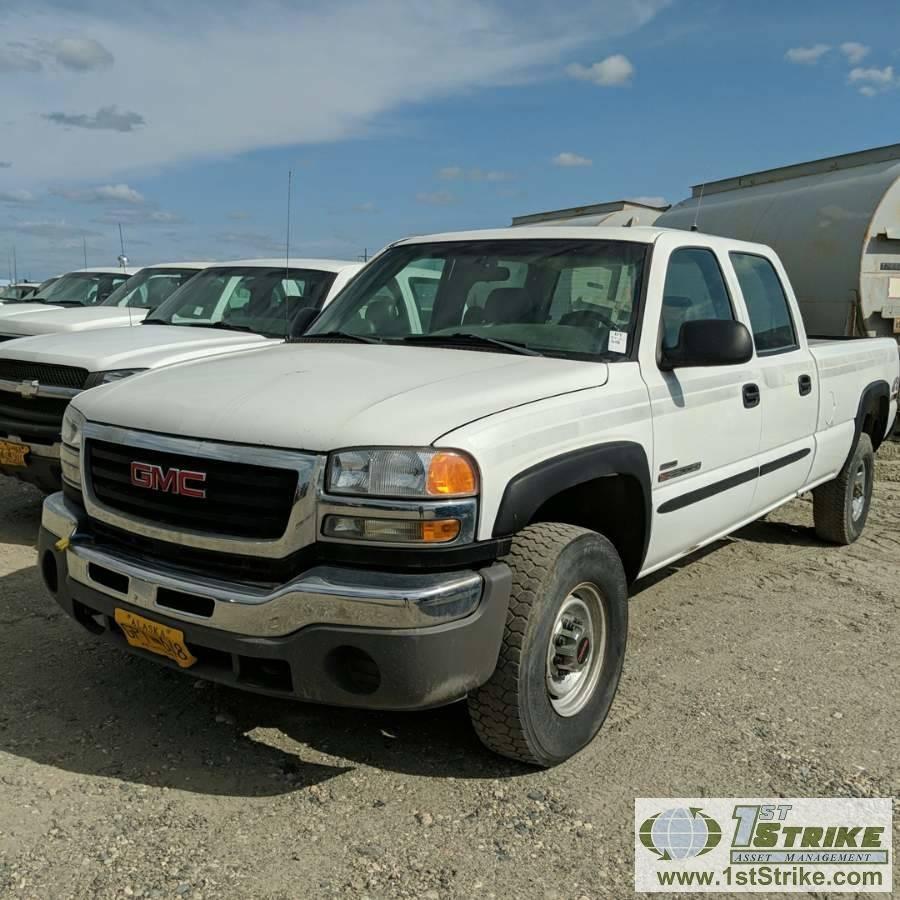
[{"xmin": 657, "ymin": 144, "xmax": 900, "ymax": 340}]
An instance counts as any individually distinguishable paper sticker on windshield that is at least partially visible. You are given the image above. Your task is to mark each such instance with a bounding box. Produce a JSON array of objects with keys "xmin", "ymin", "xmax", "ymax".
[{"xmin": 608, "ymin": 331, "xmax": 628, "ymax": 354}]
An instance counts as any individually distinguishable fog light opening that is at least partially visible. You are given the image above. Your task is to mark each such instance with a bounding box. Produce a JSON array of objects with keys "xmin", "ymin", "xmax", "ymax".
[
  {"xmin": 41, "ymin": 550, "xmax": 59, "ymax": 594},
  {"xmin": 325, "ymin": 645, "xmax": 381, "ymax": 695}
]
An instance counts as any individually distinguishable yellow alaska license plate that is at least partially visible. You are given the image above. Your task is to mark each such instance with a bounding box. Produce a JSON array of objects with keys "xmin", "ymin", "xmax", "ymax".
[
  {"xmin": 114, "ymin": 609, "xmax": 197, "ymax": 669},
  {"xmin": 0, "ymin": 440, "xmax": 29, "ymax": 467}
]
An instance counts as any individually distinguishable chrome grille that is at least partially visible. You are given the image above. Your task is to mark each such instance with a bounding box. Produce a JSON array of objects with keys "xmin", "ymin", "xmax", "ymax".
[
  {"xmin": 0, "ymin": 359, "xmax": 88, "ymax": 389},
  {"xmin": 86, "ymin": 439, "xmax": 299, "ymax": 540}
]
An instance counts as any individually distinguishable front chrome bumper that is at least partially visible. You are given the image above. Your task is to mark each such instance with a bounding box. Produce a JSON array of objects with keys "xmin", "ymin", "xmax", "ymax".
[{"xmin": 43, "ymin": 492, "xmax": 487, "ymax": 637}]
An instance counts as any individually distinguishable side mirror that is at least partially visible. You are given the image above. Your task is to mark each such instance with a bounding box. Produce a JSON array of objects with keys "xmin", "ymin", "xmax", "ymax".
[
  {"xmin": 660, "ymin": 319, "xmax": 753, "ymax": 370},
  {"xmin": 289, "ymin": 306, "xmax": 319, "ymax": 337}
]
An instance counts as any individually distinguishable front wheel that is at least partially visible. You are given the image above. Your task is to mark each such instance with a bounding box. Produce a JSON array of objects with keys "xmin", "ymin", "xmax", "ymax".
[
  {"xmin": 467, "ymin": 523, "xmax": 628, "ymax": 767},
  {"xmin": 813, "ymin": 433, "xmax": 875, "ymax": 545}
]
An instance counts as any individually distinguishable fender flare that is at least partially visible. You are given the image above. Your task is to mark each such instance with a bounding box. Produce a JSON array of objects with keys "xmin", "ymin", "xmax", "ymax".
[
  {"xmin": 850, "ymin": 379, "xmax": 891, "ymax": 458},
  {"xmin": 491, "ymin": 441, "xmax": 652, "ymax": 570}
]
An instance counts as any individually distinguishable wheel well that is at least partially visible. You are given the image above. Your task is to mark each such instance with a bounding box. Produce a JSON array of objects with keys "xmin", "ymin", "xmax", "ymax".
[
  {"xmin": 860, "ymin": 392, "xmax": 889, "ymax": 452},
  {"xmin": 528, "ymin": 474, "xmax": 647, "ymax": 583}
]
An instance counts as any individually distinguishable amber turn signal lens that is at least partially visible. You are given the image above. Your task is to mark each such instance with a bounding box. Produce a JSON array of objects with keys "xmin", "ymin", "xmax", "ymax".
[
  {"xmin": 426, "ymin": 452, "xmax": 477, "ymax": 496},
  {"xmin": 422, "ymin": 519, "xmax": 462, "ymax": 543}
]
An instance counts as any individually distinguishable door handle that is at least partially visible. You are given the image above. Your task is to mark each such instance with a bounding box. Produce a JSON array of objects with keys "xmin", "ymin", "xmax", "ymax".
[
  {"xmin": 742, "ymin": 383, "xmax": 761, "ymax": 409},
  {"xmin": 798, "ymin": 374, "xmax": 812, "ymax": 396}
]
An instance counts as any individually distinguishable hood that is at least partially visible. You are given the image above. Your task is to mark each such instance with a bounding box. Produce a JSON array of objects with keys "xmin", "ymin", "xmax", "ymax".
[
  {"xmin": 0, "ymin": 306, "xmax": 149, "ymax": 337},
  {"xmin": 0, "ymin": 324, "xmax": 273, "ymax": 371},
  {"xmin": 0, "ymin": 302, "xmax": 62, "ymax": 319},
  {"xmin": 75, "ymin": 342, "xmax": 609, "ymax": 450}
]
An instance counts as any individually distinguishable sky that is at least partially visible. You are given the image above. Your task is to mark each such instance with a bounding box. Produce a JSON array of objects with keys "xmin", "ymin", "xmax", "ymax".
[{"xmin": 1, "ymin": 0, "xmax": 899, "ymax": 279}]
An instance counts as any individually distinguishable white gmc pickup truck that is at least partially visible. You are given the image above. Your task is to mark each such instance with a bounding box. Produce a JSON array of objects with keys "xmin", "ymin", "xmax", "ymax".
[
  {"xmin": 39, "ymin": 227, "xmax": 899, "ymax": 766},
  {"xmin": 0, "ymin": 258, "xmax": 360, "ymax": 490}
]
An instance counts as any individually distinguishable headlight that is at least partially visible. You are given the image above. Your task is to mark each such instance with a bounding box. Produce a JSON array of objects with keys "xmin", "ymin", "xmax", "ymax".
[
  {"xmin": 84, "ymin": 368, "xmax": 148, "ymax": 388},
  {"xmin": 60, "ymin": 406, "xmax": 86, "ymax": 450},
  {"xmin": 327, "ymin": 448, "xmax": 478, "ymax": 498},
  {"xmin": 60, "ymin": 406, "xmax": 86, "ymax": 489}
]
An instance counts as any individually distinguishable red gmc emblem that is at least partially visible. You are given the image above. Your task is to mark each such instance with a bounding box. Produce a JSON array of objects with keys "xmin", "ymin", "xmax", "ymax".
[{"xmin": 130, "ymin": 461, "xmax": 207, "ymax": 499}]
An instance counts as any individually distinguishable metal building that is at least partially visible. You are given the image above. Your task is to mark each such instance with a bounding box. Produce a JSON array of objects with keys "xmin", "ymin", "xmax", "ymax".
[
  {"xmin": 656, "ymin": 144, "xmax": 900, "ymax": 338},
  {"xmin": 512, "ymin": 199, "xmax": 669, "ymax": 228}
]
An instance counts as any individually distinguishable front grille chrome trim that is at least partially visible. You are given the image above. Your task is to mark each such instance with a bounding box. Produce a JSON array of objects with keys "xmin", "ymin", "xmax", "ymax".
[
  {"xmin": 0, "ymin": 378, "xmax": 81, "ymax": 400},
  {"xmin": 81, "ymin": 422, "xmax": 323, "ymax": 558}
]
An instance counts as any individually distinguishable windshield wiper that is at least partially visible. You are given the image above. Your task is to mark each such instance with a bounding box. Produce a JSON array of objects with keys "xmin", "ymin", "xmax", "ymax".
[
  {"xmin": 401, "ymin": 332, "xmax": 543, "ymax": 357},
  {"xmin": 142, "ymin": 318, "xmax": 174, "ymax": 326},
  {"xmin": 293, "ymin": 331, "xmax": 384, "ymax": 344},
  {"xmin": 196, "ymin": 321, "xmax": 257, "ymax": 334}
]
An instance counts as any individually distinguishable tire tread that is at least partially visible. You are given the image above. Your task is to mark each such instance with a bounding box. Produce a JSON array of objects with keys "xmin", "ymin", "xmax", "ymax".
[{"xmin": 467, "ymin": 523, "xmax": 594, "ymax": 765}]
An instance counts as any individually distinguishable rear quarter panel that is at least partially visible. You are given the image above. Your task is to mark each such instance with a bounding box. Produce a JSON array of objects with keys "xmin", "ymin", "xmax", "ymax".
[{"xmin": 807, "ymin": 337, "xmax": 899, "ymax": 482}]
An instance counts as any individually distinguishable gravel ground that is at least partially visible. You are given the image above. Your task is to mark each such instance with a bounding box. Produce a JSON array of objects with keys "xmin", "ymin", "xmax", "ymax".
[{"xmin": 0, "ymin": 444, "xmax": 898, "ymax": 899}]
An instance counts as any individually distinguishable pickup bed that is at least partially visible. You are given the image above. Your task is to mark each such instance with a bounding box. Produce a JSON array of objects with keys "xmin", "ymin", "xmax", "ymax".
[
  {"xmin": 0, "ymin": 258, "xmax": 360, "ymax": 490},
  {"xmin": 38, "ymin": 226, "xmax": 899, "ymax": 766}
]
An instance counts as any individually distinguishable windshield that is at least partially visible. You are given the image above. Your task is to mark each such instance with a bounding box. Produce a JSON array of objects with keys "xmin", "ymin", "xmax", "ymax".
[
  {"xmin": 145, "ymin": 266, "xmax": 338, "ymax": 337},
  {"xmin": 101, "ymin": 267, "xmax": 202, "ymax": 310},
  {"xmin": 308, "ymin": 239, "xmax": 648, "ymax": 360},
  {"xmin": 27, "ymin": 271, "xmax": 132, "ymax": 305},
  {"xmin": 0, "ymin": 285, "xmax": 35, "ymax": 300}
]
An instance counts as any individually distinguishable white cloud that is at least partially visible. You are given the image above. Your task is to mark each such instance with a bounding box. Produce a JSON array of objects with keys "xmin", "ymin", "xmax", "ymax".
[
  {"xmin": 785, "ymin": 44, "xmax": 831, "ymax": 65},
  {"xmin": 52, "ymin": 183, "xmax": 145, "ymax": 205},
  {"xmin": 0, "ymin": 45, "xmax": 41, "ymax": 73},
  {"xmin": 50, "ymin": 37, "xmax": 114, "ymax": 71},
  {"xmin": 553, "ymin": 152, "xmax": 592, "ymax": 167},
  {"xmin": 438, "ymin": 166, "xmax": 512, "ymax": 182},
  {"xmin": 43, "ymin": 105, "xmax": 145, "ymax": 132},
  {"xmin": 839, "ymin": 42, "xmax": 870, "ymax": 64},
  {"xmin": 628, "ymin": 195, "xmax": 668, "ymax": 208},
  {"xmin": 0, "ymin": 0, "xmax": 667, "ymax": 184},
  {"xmin": 0, "ymin": 189, "xmax": 36, "ymax": 205},
  {"xmin": 0, "ymin": 219, "xmax": 100, "ymax": 240},
  {"xmin": 353, "ymin": 201, "xmax": 377, "ymax": 213},
  {"xmin": 416, "ymin": 190, "xmax": 456, "ymax": 206},
  {"xmin": 93, "ymin": 208, "xmax": 185, "ymax": 226},
  {"xmin": 567, "ymin": 54, "xmax": 634, "ymax": 86},
  {"xmin": 848, "ymin": 64, "xmax": 897, "ymax": 95}
]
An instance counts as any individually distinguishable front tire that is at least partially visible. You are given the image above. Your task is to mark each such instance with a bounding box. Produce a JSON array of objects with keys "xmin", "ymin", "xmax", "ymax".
[
  {"xmin": 813, "ymin": 433, "xmax": 874, "ymax": 545},
  {"xmin": 467, "ymin": 523, "xmax": 628, "ymax": 767}
]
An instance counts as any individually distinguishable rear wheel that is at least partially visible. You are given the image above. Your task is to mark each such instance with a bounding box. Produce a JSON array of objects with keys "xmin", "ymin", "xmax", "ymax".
[
  {"xmin": 813, "ymin": 433, "xmax": 874, "ymax": 545},
  {"xmin": 467, "ymin": 523, "xmax": 628, "ymax": 767}
]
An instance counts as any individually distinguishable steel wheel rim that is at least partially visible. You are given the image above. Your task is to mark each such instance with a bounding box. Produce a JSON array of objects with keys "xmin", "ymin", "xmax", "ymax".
[
  {"xmin": 546, "ymin": 582, "xmax": 607, "ymax": 718},
  {"xmin": 851, "ymin": 460, "xmax": 867, "ymax": 522}
]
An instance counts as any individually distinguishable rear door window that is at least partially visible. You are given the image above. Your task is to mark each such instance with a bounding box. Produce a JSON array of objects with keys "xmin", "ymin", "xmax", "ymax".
[{"xmin": 730, "ymin": 252, "xmax": 798, "ymax": 354}]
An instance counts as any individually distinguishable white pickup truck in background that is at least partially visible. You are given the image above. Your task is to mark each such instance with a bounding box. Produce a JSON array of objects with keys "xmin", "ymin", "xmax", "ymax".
[
  {"xmin": 0, "ymin": 258, "xmax": 361, "ymax": 490},
  {"xmin": 0, "ymin": 263, "xmax": 214, "ymax": 341},
  {"xmin": 0, "ymin": 268, "xmax": 137, "ymax": 324},
  {"xmin": 39, "ymin": 226, "xmax": 898, "ymax": 765}
]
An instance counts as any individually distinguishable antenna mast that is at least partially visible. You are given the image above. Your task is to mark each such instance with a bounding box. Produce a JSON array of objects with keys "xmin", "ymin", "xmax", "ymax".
[
  {"xmin": 690, "ymin": 183, "xmax": 705, "ymax": 232},
  {"xmin": 285, "ymin": 168, "xmax": 293, "ymax": 340},
  {"xmin": 12, "ymin": 245, "xmax": 17, "ymax": 285},
  {"xmin": 117, "ymin": 224, "xmax": 128, "ymax": 269},
  {"xmin": 83, "ymin": 236, "xmax": 88, "ymax": 269}
]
